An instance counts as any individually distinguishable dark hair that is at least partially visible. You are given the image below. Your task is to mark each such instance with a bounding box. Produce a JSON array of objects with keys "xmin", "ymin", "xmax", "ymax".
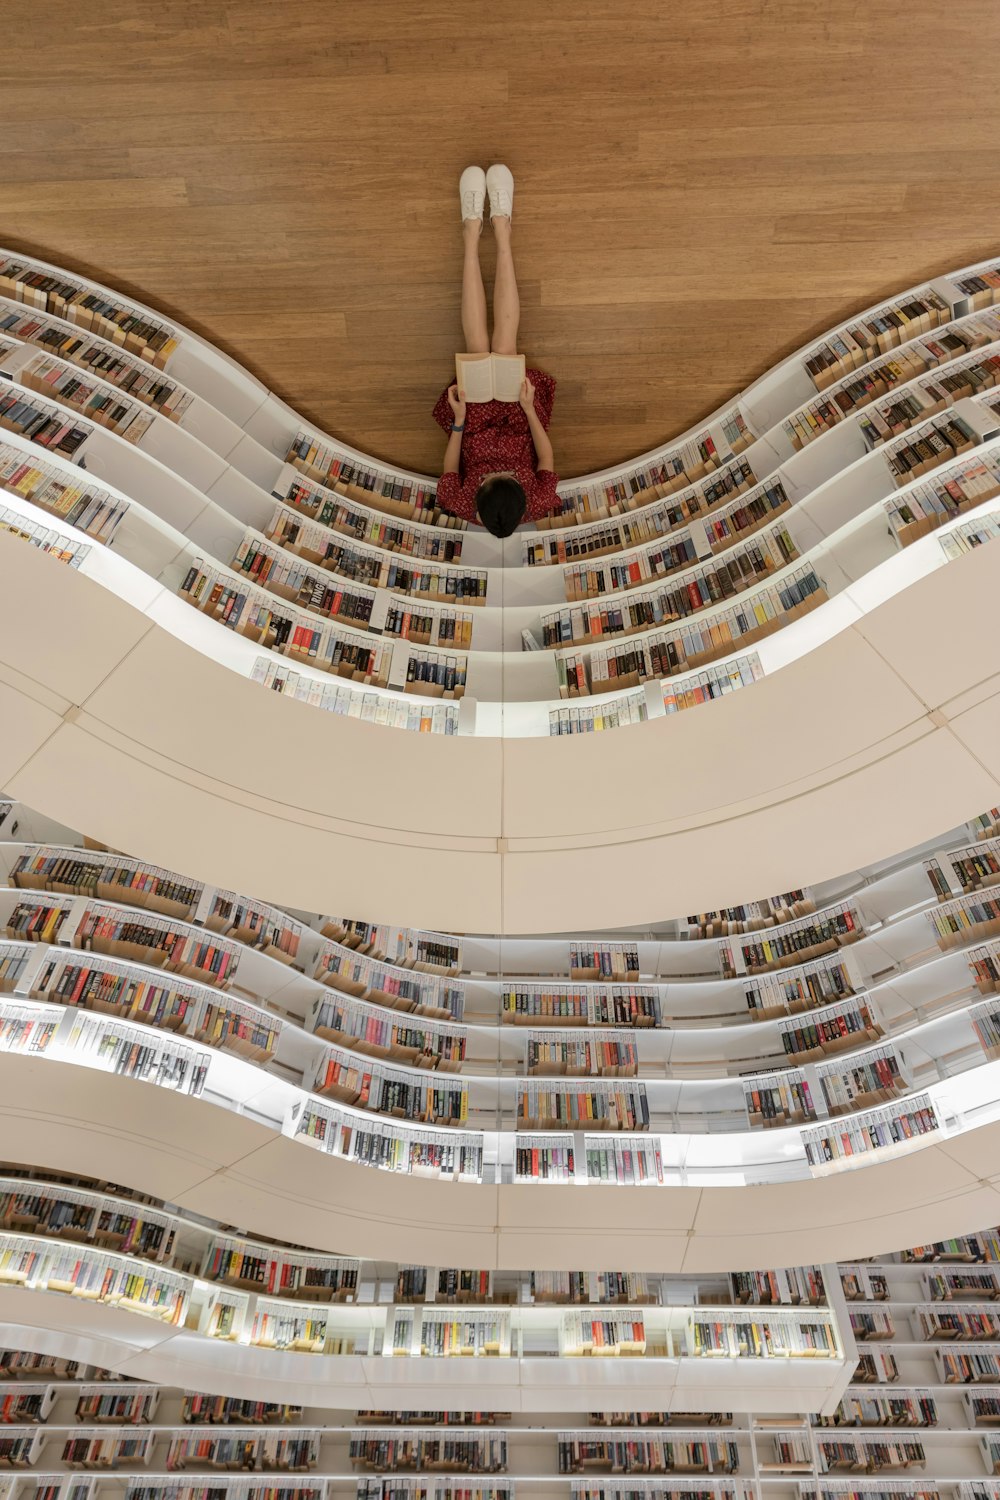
[{"xmin": 475, "ymin": 475, "xmax": 526, "ymax": 538}]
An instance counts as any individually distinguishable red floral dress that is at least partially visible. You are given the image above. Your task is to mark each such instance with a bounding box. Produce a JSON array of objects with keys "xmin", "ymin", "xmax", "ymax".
[{"xmin": 432, "ymin": 369, "xmax": 560, "ymax": 524}]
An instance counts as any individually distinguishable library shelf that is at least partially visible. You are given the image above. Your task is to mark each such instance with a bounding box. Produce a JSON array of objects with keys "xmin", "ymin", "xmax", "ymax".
[
  {"xmin": 3, "ymin": 809, "xmax": 1000, "ymax": 1161},
  {"xmin": 11, "ymin": 1188, "xmax": 1000, "ymax": 1500},
  {"xmin": 3, "ymin": 244, "xmax": 1000, "ymax": 587},
  {"xmin": 3, "ymin": 506, "xmax": 1000, "ymax": 933}
]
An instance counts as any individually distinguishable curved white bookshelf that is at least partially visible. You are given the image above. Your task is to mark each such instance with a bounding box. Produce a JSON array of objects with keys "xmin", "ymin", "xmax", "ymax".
[
  {"xmin": 3, "ymin": 811, "xmax": 1000, "ymax": 1155},
  {"xmin": 2, "ymin": 506, "xmax": 999, "ymax": 931}
]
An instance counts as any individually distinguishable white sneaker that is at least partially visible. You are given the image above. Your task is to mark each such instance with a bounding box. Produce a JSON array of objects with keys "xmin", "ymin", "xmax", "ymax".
[
  {"xmin": 486, "ymin": 163, "xmax": 514, "ymax": 222},
  {"xmin": 459, "ymin": 166, "xmax": 486, "ymax": 223}
]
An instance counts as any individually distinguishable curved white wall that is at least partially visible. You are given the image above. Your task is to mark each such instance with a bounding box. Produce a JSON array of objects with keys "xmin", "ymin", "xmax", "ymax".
[
  {"xmin": 4, "ymin": 1052, "xmax": 1000, "ymax": 1273},
  {"xmin": 1, "ymin": 531, "xmax": 999, "ymax": 932}
]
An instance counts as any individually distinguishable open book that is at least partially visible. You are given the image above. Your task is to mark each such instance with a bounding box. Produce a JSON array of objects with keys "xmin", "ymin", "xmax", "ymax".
[{"xmin": 456, "ymin": 353, "xmax": 526, "ymax": 404}]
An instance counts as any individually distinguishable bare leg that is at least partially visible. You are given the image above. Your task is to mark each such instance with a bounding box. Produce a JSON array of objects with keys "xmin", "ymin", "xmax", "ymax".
[
  {"xmin": 461, "ymin": 220, "xmax": 490, "ymax": 355},
  {"xmin": 490, "ymin": 216, "xmax": 520, "ymax": 355}
]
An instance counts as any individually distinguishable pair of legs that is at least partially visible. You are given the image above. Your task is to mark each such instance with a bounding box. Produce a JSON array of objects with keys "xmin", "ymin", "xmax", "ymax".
[{"xmin": 462, "ymin": 215, "xmax": 520, "ymax": 356}]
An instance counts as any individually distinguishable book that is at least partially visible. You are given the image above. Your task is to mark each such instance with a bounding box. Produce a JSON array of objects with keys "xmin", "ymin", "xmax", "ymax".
[{"xmin": 455, "ymin": 354, "xmax": 525, "ymax": 404}]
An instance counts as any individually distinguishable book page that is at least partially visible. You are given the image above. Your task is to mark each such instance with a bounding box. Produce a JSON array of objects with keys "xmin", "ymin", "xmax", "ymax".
[
  {"xmin": 492, "ymin": 354, "xmax": 526, "ymax": 402},
  {"xmin": 455, "ymin": 354, "xmax": 494, "ymax": 404}
]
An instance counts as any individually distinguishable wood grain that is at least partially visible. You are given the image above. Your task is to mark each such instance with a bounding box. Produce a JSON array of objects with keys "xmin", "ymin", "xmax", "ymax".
[{"xmin": 3, "ymin": 0, "xmax": 999, "ymax": 479}]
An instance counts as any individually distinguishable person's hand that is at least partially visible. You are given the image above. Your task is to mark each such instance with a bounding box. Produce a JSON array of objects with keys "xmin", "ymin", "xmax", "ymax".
[
  {"xmin": 519, "ymin": 377, "xmax": 536, "ymax": 413},
  {"xmin": 447, "ymin": 384, "xmax": 467, "ymax": 426}
]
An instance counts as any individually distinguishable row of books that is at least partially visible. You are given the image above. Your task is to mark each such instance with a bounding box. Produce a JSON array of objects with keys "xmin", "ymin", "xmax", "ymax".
[
  {"xmin": 263, "ymin": 506, "xmax": 486, "ymax": 604},
  {"xmin": 972, "ymin": 1003, "xmax": 1000, "ymax": 1060},
  {"xmin": 391, "ymin": 1311, "xmax": 508, "ymax": 1358},
  {"xmin": 293, "ymin": 1102, "xmax": 484, "ymax": 1182},
  {"xmin": 941, "ymin": 513, "xmax": 1000, "ymax": 561},
  {"xmin": 0, "ymin": 1234, "xmax": 188, "ymax": 1324},
  {"xmin": 64, "ymin": 1010, "xmax": 209, "ymax": 1098},
  {"xmin": 787, "ymin": 304, "xmax": 1000, "ymax": 450},
  {"xmin": 557, "ymin": 1436, "xmax": 739, "ymax": 1474},
  {"xmin": 61, "ymin": 1431, "xmax": 152, "ymax": 1468},
  {"xmin": 203, "ymin": 891, "xmax": 301, "ymax": 962},
  {"xmin": 165, "ymin": 1432, "xmax": 318, "ymax": 1471},
  {"xmin": 817, "ymin": 1392, "xmax": 936, "ymax": 1428},
  {"xmin": 395, "ymin": 1268, "xmax": 493, "ymax": 1304},
  {"xmin": 286, "ymin": 435, "xmax": 450, "ymax": 529},
  {"xmin": 17, "ymin": 353, "xmax": 156, "ymax": 445},
  {"xmin": 12, "ymin": 848, "xmax": 201, "ymax": 920},
  {"xmin": 541, "ymin": 527, "xmax": 800, "ymax": 648},
  {"xmin": 549, "ymin": 694, "xmax": 648, "ymax": 736},
  {"xmin": 849, "ymin": 1311, "xmax": 896, "ymax": 1341},
  {"xmin": 316, "ymin": 943, "xmax": 450, "ymax": 1016},
  {"xmin": 0, "ymin": 301, "xmax": 193, "ymax": 423},
  {"xmin": 178, "ymin": 559, "xmax": 392, "ymax": 689},
  {"xmin": 561, "ymin": 476, "xmax": 793, "ymax": 607},
  {"xmin": 320, "ymin": 920, "xmax": 460, "ymax": 977},
  {"xmin": 203, "ymin": 1240, "xmax": 357, "ymax": 1302},
  {"xmin": 585, "ymin": 1415, "xmax": 733, "ymax": 1429},
  {"xmin": 181, "ymin": 1396, "xmax": 303, "ymax": 1426},
  {"xmin": 0, "ymin": 507, "xmax": 87, "ymax": 567},
  {"xmin": 688, "ymin": 1315, "xmax": 838, "ymax": 1359},
  {"xmin": 840, "ymin": 1265, "xmax": 889, "ymax": 1301},
  {"xmin": 516, "ymin": 1082, "xmax": 649, "ymax": 1132},
  {"xmin": 521, "ymin": 451, "xmax": 757, "ymax": 567},
  {"xmin": 0, "ymin": 376, "xmax": 91, "ymax": 459},
  {"xmin": 74, "ymin": 903, "xmax": 240, "ymax": 988},
  {"xmin": 730, "ymin": 1267, "xmax": 825, "ymax": 1306},
  {"xmin": 309, "ymin": 993, "xmax": 465, "ymax": 1070},
  {"xmin": 530, "ymin": 1271, "xmax": 654, "ymax": 1305},
  {"xmin": 721, "ymin": 904, "xmax": 864, "ymax": 976},
  {"xmin": 514, "ymin": 1136, "xmax": 573, "ymax": 1182},
  {"xmin": 284, "ymin": 435, "xmax": 452, "ymax": 528},
  {"xmin": 561, "ymin": 1313, "xmax": 647, "ymax": 1356},
  {"xmin": 0, "ymin": 443, "xmax": 128, "ymax": 544},
  {"xmin": 557, "ymin": 566, "xmax": 827, "ymax": 696},
  {"xmin": 901, "ymin": 1228, "xmax": 1000, "ymax": 1263},
  {"xmin": 500, "ymin": 986, "xmax": 661, "ymax": 1027},
  {"xmin": 884, "ymin": 451, "xmax": 1000, "ymax": 547},
  {"xmin": 349, "ymin": 1433, "xmax": 506, "ymax": 1472},
  {"xmin": 358, "ymin": 1481, "xmax": 509, "ymax": 1500},
  {"xmin": 542, "ymin": 449, "xmax": 758, "ymax": 534},
  {"xmin": 73, "ymin": 1389, "xmax": 159, "ymax": 1424},
  {"xmin": 787, "ymin": 345, "xmax": 932, "ymax": 449},
  {"xmin": 29, "ymin": 950, "xmax": 203, "ymax": 1035},
  {"xmin": 358, "ymin": 1414, "xmax": 502, "ymax": 1429},
  {"xmin": 803, "ymin": 1099, "xmax": 940, "ymax": 1172},
  {"xmin": 776, "ymin": 999, "xmax": 883, "ymax": 1062},
  {"xmin": 0, "ymin": 1178, "xmax": 174, "ymax": 1262},
  {"xmin": 883, "ymin": 413, "xmax": 978, "ymax": 488},
  {"xmin": 929, "ymin": 897, "xmax": 1000, "ymax": 950},
  {"xmin": 815, "ymin": 1438, "xmax": 925, "ymax": 1473},
  {"xmin": 248, "ymin": 661, "xmax": 461, "ymax": 731},
  {"xmin": 273, "ymin": 473, "xmax": 466, "ymax": 563},
  {"xmin": 918, "ymin": 1310, "xmax": 1000, "ymax": 1341},
  {"xmin": 743, "ymin": 959, "xmax": 857, "ymax": 1021},
  {"xmin": 944, "ymin": 841, "xmax": 1000, "ymax": 897},
  {"xmin": 686, "ymin": 889, "xmax": 815, "ymax": 940},
  {"xmin": 0, "ymin": 258, "xmax": 179, "ymax": 368},
  {"xmin": 126, "ymin": 1485, "xmax": 319, "ymax": 1500},
  {"xmin": 937, "ymin": 1351, "xmax": 1000, "ymax": 1383},
  {"xmin": 803, "ymin": 288, "xmax": 951, "ymax": 390},
  {"xmin": 817, "ymin": 1049, "xmax": 907, "ymax": 1116},
  {"xmin": 924, "ymin": 1270, "xmax": 1000, "ymax": 1301},
  {"xmin": 525, "ymin": 1034, "xmax": 638, "ymax": 1078},
  {"xmin": 661, "ymin": 654, "xmax": 765, "ymax": 715},
  {"xmin": 744, "ymin": 1073, "xmax": 816, "ymax": 1130},
  {"xmin": 310, "ymin": 1048, "xmax": 468, "ymax": 1125},
  {"xmin": 230, "ymin": 532, "xmax": 475, "ymax": 648}
]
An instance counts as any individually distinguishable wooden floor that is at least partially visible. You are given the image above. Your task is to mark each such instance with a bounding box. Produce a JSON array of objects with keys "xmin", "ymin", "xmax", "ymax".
[{"xmin": 5, "ymin": 0, "xmax": 1000, "ymax": 480}]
